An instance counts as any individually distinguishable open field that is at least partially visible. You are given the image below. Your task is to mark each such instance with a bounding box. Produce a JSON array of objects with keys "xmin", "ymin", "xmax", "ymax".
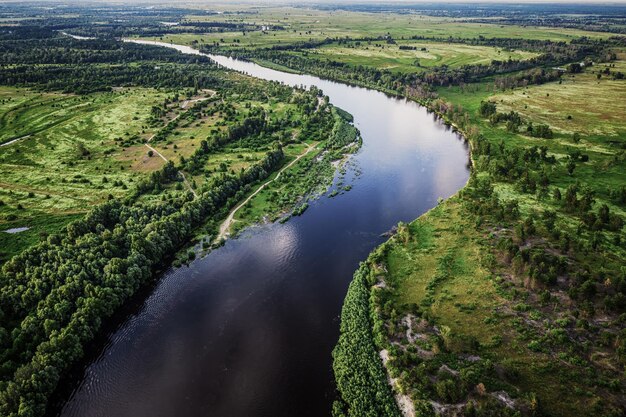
[
  {"xmin": 137, "ymin": 7, "xmax": 611, "ymax": 54},
  {"xmin": 302, "ymin": 40, "xmax": 539, "ymax": 73},
  {"xmin": 378, "ymin": 197, "xmax": 624, "ymax": 417},
  {"xmin": 0, "ymin": 86, "xmax": 174, "ymax": 259},
  {"xmin": 437, "ymin": 58, "xmax": 626, "ymax": 212},
  {"xmin": 231, "ymin": 142, "xmax": 322, "ymax": 232},
  {"xmin": 182, "ymin": 8, "xmax": 612, "ymax": 42},
  {"xmin": 490, "ymin": 59, "xmax": 626, "ymax": 137}
]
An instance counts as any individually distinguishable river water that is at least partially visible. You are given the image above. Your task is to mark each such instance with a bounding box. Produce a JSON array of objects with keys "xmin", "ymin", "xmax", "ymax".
[{"xmin": 54, "ymin": 41, "xmax": 470, "ymax": 417}]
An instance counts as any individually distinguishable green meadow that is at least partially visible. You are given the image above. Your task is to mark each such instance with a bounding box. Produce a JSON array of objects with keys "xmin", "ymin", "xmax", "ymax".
[
  {"xmin": 301, "ymin": 40, "xmax": 539, "ymax": 74},
  {"xmin": 140, "ymin": 7, "xmax": 610, "ymax": 53},
  {"xmin": 0, "ymin": 87, "xmax": 172, "ymax": 260}
]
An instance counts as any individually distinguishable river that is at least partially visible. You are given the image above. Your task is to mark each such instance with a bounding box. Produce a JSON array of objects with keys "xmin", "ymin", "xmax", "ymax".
[{"xmin": 53, "ymin": 41, "xmax": 470, "ymax": 417}]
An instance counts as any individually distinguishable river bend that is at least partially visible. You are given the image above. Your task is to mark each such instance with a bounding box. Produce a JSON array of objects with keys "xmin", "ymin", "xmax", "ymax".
[{"xmin": 55, "ymin": 40, "xmax": 470, "ymax": 417}]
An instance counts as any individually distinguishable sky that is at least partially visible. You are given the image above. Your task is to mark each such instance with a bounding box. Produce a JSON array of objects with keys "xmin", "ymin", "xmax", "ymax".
[{"xmin": 12, "ymin": 0, "xmax": 626, "ymax": 3}]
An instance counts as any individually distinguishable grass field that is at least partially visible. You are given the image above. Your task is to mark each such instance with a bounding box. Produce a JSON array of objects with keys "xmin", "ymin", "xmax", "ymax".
[
  {"xmin": 0, "ymin": 86, "xmax": 175, "ymax": 260},
  {"xmin": 437, "ymin": 58, "xmax": 626, "ymax": 214},
  {"xmin": 301, "ymin": 40, "xmax": 539, "ymax": 73},
  {"xmin": 138, "ymin": 7, "xmax": 610, "ymax": 54},
  {"xmin": 380, "ymin": 197, "xmax": 623, "ymax": 416},
  {"xmin": 182, "ymin": 7, "xmax": 611, "ymax": 42},
  {"xmin": 490, "ymin": 60, "xmax": 626, "ymax": 137}
]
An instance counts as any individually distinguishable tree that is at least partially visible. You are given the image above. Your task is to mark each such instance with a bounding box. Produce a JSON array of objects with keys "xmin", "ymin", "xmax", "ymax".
[
  {"xmin": 564, "ymin": 184, "xmax": 578, "ymax": 211},
  {"xmin": 542, "ymin": 210, "xmax": 557, "ymax": 232},
  {"xmin": 567, "ymin": 158, "xmax": 576, "ymax": 176},
  {"xmin": 479, "ymin": 101, "xmax": 497, "ymax": 117},
  {"xmin": 568, "ymin": 63, "xmax": 582, "ymax": 73}
]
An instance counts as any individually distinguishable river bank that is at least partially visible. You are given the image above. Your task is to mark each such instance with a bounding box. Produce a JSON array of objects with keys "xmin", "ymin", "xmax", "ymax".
[{"xmin": 53, "ymin": 41, "xmax": 469, "ymax": 417}]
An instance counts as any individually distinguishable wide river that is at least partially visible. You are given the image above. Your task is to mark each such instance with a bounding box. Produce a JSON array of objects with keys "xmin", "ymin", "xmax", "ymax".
[{"xmin": 53, "ymin": 41, "xmax": 470, "ymax": 417}]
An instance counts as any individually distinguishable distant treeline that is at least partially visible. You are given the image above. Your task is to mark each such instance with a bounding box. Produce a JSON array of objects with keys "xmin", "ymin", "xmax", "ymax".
[
  {"xmin": 0, "ymin": 32, "xmax": 213, "ymax": 64},
  {"xmin": 0, "ymin": 63, "xmax": 224, "ymax": 94},
  {"xmin": 216, "ymin": 35, "xmax": 619, "ymax": 94},
  {"xmin": 0, "ymin": 28, "xmax": 228, "ymax": 94},
  {"xmin": 68, "ymin": 22, "xmax": 284, "ymax": 39}
]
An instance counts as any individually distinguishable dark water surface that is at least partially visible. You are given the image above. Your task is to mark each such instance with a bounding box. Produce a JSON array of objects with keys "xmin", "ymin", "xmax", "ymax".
[{"xmin": 56, "ymin": 41, "xmax": 470, "ymax": 417}]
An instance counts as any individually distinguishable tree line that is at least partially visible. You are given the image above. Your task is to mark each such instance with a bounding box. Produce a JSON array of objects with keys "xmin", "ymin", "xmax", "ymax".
[
  {"xmin": 0, "ymin": 147, "xmax": 285, "ymax": 417},
  {"xmin": 0, "ymin": 28, "xmax": 227, "ymax": 94}
]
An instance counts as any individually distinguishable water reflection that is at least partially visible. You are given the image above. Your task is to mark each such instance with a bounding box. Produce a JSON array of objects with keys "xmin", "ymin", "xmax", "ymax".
[{"xmin": 56, "ymin": 41, "xmax": 470, "ymax": 417}]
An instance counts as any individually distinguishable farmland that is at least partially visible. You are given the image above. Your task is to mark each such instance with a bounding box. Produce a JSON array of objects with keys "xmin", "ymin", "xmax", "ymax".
[{"xmin": 146, "ymin": 7, "xmax": 611, "ymax": 49}]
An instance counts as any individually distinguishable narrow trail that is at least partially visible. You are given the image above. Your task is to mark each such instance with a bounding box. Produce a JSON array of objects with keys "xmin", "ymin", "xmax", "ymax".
[
  {"xmin": 144, "ymin": 143, "xmax": 198, "ymax": 198},
  {"xmin": 146, "ymin": 97, "xmax": 210, "ymax": 143},
  {"xmin": 146, "ymin": 115, "xmax": 180, "ymax": 143},
  {"xmin": 141, "ymin": 99, "xmax": 216, "ymax": 198},
  {"xmin": 215, "ymin": 143, "xmax": 316, "ymax": 242},
  {"xmin": 0, "ymin": 135, "xmax": 30, "ymax": 148}
]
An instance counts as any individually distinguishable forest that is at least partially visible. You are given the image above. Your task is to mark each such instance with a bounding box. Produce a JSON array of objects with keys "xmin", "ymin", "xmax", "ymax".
[{"xmin": 0, "ymin": 3, "xmax": 624, "ymax": 417}]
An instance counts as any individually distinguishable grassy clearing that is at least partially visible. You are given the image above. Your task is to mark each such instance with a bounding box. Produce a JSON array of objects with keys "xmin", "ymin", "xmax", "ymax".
[
  {"xmin": 148, "ymin": 96, "xmax": 310, "ymax": 192},
  {"xmin": 379, "ymin": 197, "xmax": 623, "ymax": 416},
  {"xmin": 0, "ymin": 86, "xmax": 175, "ymax": 260},
  {"xmin": 437, "ymin": 57, "xmax": 626, "ymax": 214},
  {"xmin": 302, "ymin": 40, "xmax": 539, "ymax": 74},
  {"xmin": 490, "ymin": 60, "xmax": 626, "ymax": 137}
]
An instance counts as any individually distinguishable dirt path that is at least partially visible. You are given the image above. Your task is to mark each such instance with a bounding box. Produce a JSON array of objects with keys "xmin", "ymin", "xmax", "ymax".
[
  {"xmin": 146, "ymin": 97, "xmax": 210, "ymax": 143},
  {"xmin": 0, "ymin": 135, "xmax": 30, "ymax": 147},
  {"xmin": 215, "ymin": 143, "xmax": 316, "ymax": 242},
  {"xmin": 144, "ymin": 143, "xmax": 198, "ymax": 198},
  {"xmin": 146, "ymin": 114, "xmax": 180, "ymax": 143}
]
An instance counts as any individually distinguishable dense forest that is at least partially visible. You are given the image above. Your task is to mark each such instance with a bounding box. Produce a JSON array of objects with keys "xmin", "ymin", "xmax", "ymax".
[{"xmin": 0, "ymin": 27, "xmax": 226, "ymax": 93}]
